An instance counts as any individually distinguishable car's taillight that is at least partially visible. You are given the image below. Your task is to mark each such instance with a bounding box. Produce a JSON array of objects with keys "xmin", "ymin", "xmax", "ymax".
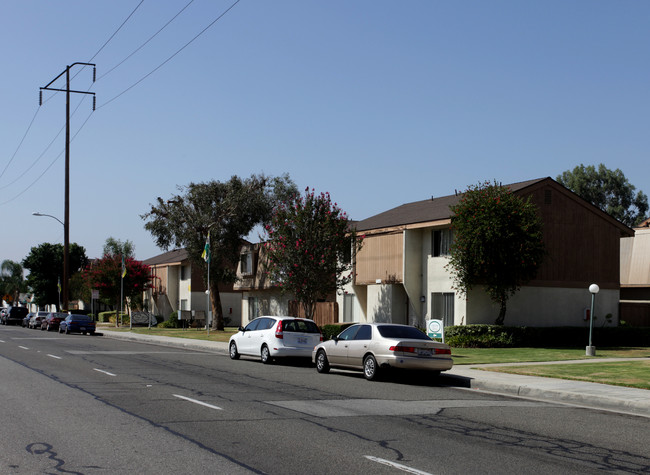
[
  {"xmin": 389, "ymin": 346, "xmax": 417, "ymax": 353},
  {"xmin": 275, "ymin": 320, "xmax": 283, "ymax": 339},
  {"xmin": 434, "ymin": 348, "xmax": 451, "ymax": 355}
]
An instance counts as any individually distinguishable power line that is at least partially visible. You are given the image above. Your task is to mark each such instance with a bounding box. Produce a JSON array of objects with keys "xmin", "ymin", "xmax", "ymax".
[
  {"xmin": 0, "ymin": 108, "xmax": 94, "ymax": 206},
  {"xmin": 88, "ymin": 0, "xmax": 146, "ymax": 63},
  {"xmin": 99, "ymin": 0, "xmax": 196, "ymax": 81},
  {"xmin": 0, "ymin": 96, "xmax": 90, "ymax": 191},
  {"xmin": 100, "ymin": 0, "xmax": 241, "ymax": 109},
  {"xmin": 0, "ymin": 107, "xmax": 40, "ymax": 181},
  {"xmin": 2, "ymin": 0, "xmax": 242, "ymax": 204},
  {"xmin": 0, "ymin": 2, "xmax": 145, "ymax": 188}
]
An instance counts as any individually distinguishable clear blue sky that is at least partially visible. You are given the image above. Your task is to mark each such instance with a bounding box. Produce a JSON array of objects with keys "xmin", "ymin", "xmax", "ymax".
[{"xmin": 1, "ymin": 0, "xmax": 648, "ymax": 264}]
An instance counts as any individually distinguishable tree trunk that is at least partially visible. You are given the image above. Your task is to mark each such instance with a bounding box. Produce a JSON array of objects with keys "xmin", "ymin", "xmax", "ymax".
[
  {"xmin": 115, "ymin": 296, "xmax": 120, "ymax": 327},
  {"xmin": 494, "ymin": 299, "xmax": 507, "ymax": 326},
  {"xmin": 210, "ymin": 280, "xmax": 224, "ymax": 331},
  {"xmin": 302, "ymin": 300, "xmax": 315, "ymax": 320}
]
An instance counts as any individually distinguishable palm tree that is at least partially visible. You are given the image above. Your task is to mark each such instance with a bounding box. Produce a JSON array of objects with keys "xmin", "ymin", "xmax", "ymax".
[{"xmin": 1, "ymin": 260, "xmax": 26, "ymax": 306}]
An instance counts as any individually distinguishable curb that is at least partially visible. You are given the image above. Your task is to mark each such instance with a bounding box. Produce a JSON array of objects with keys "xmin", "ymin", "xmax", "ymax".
[{"xmin": 445, "ymin": 368, "xmax": 650, "ymax": 418}]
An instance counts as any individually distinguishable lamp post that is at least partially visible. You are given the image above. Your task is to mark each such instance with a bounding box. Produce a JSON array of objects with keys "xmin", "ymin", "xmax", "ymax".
[
  {"xmin": 586, "ymin": 283, "xmax": 599, "ymax": 356},
  {"xmin": 33, "ymin": 212, "xmax": 67, "ymax": 311}
]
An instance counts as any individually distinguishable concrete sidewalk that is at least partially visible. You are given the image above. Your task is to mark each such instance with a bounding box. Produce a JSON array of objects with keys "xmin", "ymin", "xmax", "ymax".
[{"xmin": 99, "ymin": 329, "xmax": 650, "ymax": 418}]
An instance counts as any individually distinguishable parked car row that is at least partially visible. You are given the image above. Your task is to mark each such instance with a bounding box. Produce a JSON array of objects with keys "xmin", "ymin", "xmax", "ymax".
[
  {"xmin": 1, "ymin": 306, "xmax": 29, "ymax": 325},
  {"xmin": 228, "ymin": 317, "xmax": 453, "ymax": 381},
  {"xmin": 1, "ymin": 309, "xmax": 97, "ymax": 335}
]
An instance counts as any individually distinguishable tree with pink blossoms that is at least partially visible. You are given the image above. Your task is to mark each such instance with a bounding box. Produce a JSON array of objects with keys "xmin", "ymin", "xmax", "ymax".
[{"xmin": 264, "ymin": 188, "xmax": 363, "ymax": 319}]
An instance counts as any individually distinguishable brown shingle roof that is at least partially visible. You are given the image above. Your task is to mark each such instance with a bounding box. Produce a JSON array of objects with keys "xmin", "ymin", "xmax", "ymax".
[
  {"xmin": 143, "ymin": 248, "xmax": 189, "ymax": 266},
  {"xmin": 356, "ymin": 178, "xmax": 547, "ymax": 231}
]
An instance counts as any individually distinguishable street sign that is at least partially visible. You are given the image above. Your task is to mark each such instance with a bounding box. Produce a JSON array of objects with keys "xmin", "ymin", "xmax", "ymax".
[{"xmin": 426, "ymin": 319, "xmax": 444, "ymax": 341}]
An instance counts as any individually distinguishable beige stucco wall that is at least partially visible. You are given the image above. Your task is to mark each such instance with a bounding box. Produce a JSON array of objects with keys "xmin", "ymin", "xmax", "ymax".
[
  {"xmin": 465, "ymin": 286, "xmax": 620, "ymax": 327},
  {"xmin": 241, "ymin": 292, "xmax": 290, "ymax": 326}
]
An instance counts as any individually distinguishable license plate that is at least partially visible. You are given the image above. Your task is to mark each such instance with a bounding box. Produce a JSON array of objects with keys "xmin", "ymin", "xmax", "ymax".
[
  {"xmin": 297, "ymin": 337, "xmax": 308, "ymax": 344},
  {"xmin": 80, "ymin": 327, "xmax": 86, "ymax": 331},
  {"xmin": 417, "ymin": 349, "xmax": 432, "ymax": 357}
]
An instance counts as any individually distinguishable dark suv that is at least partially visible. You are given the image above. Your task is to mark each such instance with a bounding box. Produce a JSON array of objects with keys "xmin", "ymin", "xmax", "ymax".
[{"xmin": 2, "ymin": 306, "xmax": 29, "ymax": 325}]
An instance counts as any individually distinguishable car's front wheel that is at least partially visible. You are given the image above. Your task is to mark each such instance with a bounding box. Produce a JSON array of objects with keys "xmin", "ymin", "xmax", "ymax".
[
  {"xmin": 316, "ymin": 350, "xmax": 330, "ymax": 374},
  {"xmin": 229, "ymin": 341, "xmax": 240, "ymax": 360},
  {"xmin": 260, "ymin": 345, "xmax": 272, "ymax": 364},
  {"xmin": 363, "ymin": 355, "xmax": 381, "ymax": 381}
]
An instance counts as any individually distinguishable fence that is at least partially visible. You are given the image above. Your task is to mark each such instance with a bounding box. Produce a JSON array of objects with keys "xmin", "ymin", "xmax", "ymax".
[{"xmin": 288, "ymin": 301, "xmax": 338, "ymax": 327}]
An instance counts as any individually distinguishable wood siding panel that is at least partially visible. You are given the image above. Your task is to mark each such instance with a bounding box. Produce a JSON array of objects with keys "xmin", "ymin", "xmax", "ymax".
[
  {"xmin": 355, "ymin": 233, "xmax": 404, "ymax": 284},
  {"xmin": 620, "ymin": 302, "xmax": 650, "ymax": 327},
  {"xmin": 289, "ymin": 301, "xmax": 338, "ymax": 326},
  {"xmin": 526, "ymin": 184, "xmax": 621, "ymax": 289}
]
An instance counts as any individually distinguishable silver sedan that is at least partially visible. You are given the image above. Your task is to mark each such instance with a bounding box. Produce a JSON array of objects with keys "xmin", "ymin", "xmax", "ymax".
[{"xmin": 312, "ymin": 323, "xmax": 453, "ymax": 381}]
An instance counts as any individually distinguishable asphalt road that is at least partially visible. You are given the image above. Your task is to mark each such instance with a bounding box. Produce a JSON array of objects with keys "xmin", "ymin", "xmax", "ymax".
[{"xmin": 1, "ymin": 325, "xmax": 648, "ymax": 474}]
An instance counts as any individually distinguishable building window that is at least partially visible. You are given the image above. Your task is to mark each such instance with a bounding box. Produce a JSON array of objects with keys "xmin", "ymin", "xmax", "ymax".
[
  {"xmin": 240, "ymin": 252, "xmax": 253, "ymax": 275},
  {"xmin": 343, "ymin": 294, "xmax": 356, "ymax": 323},
  {"xmin": 180, "ymin": 265, "xmax": 186, "ymax": 280},
  {"xmin": 431, "ymin": 292, "xmax": 454, "ymax": 327},
  {"xmin": 180, "ymin": 299, "xmax": 188, "ymax": 311},
  {"xmin": 432, "ymin": 229, "xmax": 453, "ymax": 257}
]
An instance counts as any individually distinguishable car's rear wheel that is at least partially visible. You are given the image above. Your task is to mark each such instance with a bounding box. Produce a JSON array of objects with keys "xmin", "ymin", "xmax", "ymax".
[
  {"xmin": 316, "ymin": 350, "xmax": 330, "ymax": 374},
  {"xmin": 65, "ymin": 326, "xmax": 70, "ymax": 335},
  {"xmin": 363, "ymin": 355, "xmax": 380, "ymax": 381},
  {"xmin": 260, "ymin": 345, "xmax": 272, "ymax": 364},
  {"xmin": 229, "ymin": 341, "xmax": 240, "ymax": 360}
]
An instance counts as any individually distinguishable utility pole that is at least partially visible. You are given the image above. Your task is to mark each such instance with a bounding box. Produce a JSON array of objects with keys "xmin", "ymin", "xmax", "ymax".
[{"xmin": 40, "ymin": 63, "xmax": 96, "ymax": 310}]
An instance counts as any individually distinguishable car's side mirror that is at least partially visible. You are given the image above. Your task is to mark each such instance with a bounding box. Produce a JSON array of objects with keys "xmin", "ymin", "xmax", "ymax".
[
  {"xmin": 238, "ymin": 326, "xmax": 245, "ymax": 332},
  {"xmin": 333, "ymin": 335, "xmax": 339, "ymax": 342}
]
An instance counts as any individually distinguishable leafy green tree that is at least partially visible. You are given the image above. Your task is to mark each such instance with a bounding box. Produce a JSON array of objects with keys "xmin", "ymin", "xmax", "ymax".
[
  {"xmin": 142, "ymin": 174, "xmax": 296, "ymax": 330},
  {"xmin": 83, "ymin": 247, "xmax": 152, "ymax": 325},
  {"xmin": 263, "ymin": 187, "xmax": 363, "ymax": 319},
  {"xmin": 447, "ymin": 181, "xmax": 546, "ymax": 325},
  {"xmin": 557, "ymin": 164, "xmax": 648, "ymax": 227},
  {"xmin": 1, "ymin": 260, "xmax": 26, "ymax": 305},
  {"xmin": 22, "ymin": 243, "xmax": 88, "ymax": 309},
  {"xmin": 103, "ymin": 237, "xmax": 135, "ymax": 259}
]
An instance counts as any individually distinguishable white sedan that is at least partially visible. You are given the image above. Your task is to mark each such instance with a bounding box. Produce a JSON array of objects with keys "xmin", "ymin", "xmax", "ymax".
[
  {"xmin": 229, "ymin": 316, "xmax": 323, "ymax": 364},
  {"xmin": 312, "ymin": 323, "xmax": 453, "ymax": 380}
]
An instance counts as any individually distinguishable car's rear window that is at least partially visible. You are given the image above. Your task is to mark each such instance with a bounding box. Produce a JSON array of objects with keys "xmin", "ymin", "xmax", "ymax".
[
  {"xmin": 282, "ymin": 319, "xmax": 320, "ymax": 334},
  {"xmin": 377, "ymin": 325, "xmax": 431, "ymax": 340},
  {"xmin": 71, "ymin": 315, "xmax": 92, "ymax": 321}
]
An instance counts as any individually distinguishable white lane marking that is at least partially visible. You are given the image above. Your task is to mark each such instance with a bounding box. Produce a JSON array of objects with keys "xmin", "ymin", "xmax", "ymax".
[
  {"xmin": 48, "ymin": 354, "xmax": 62, "ymax": 359},
  {"xmin": 18, "ymin": 346, "xmax": 29, "ymax": 350},
  {"xmin": 365, "ymin": 456, "xmax": 433, "ymax": 475},
  {"xmin": 173, "ymin": 394, "xmax": 222, "ymax": 411},
  {"xmin": 0, "ymin": 339, "xmax": 5, "ymax": 343},
  {"xmin": 94, "ymin": 368, "xmax": 117, "ymax": 377}
]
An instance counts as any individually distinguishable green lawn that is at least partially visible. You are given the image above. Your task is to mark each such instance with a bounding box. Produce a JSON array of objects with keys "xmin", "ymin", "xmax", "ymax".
[
  {"xmin": 451, "ymin": 347, "xmax": 650, "ymax": 365},
  {"xmin": 481, "ymin": 360, "xmax": 650, "ymax": 390},
  {"xmin": 451, "ymin": 347, "xmax": 650, "ymax": 390}
]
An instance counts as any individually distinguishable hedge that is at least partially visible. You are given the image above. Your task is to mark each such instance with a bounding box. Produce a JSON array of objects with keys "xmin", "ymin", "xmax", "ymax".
[
  {"xmin": 317, "ymin": 322, "xmax": 650, "ymax": 348},
  {"xmin": 444, "ymin": 324, "xmax": 650, "ymax": 348}
]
